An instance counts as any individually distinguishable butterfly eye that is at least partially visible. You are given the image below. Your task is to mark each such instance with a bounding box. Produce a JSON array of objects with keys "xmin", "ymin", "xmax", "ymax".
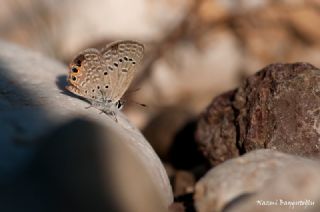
[{"xmin": 71, "ymin": 67, "xmax": 78, "ymax": 73}]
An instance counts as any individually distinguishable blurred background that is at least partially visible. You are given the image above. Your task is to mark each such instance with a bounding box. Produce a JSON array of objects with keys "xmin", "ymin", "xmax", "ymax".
[{"xmin": 1, "ymin": 0, "xmax": 320, "ymax": 201}]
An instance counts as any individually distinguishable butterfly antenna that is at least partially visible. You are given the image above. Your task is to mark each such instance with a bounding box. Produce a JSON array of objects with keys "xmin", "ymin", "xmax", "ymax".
[
  {"xmin": 126, "ymin": 99, "xmax": 147, "ymax": 108},
  {"xmin": 123, "ymin": 88, "xmax": 141, "ymax": 98},
  {"xmin": 137, "ymin": 102, "xmax": 147, "ymax": 107},
  {"xmin": 128, "ymin": 88, "xmax": 141, "ymax": 93}
]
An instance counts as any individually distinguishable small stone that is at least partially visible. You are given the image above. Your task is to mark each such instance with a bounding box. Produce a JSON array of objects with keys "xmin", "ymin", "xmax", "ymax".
[{"xmin": 173, "ymin": 170, "xmax": 195, "ymax": 197}]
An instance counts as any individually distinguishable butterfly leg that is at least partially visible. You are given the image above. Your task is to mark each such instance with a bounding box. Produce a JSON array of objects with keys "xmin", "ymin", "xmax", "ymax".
[
  {"xmin": 85, "ymin": 101, "xmax": 94, "ymax": 110},
  {"xmin": 112, "ymin": 111, "xmax": 118, "ymax": 123},
  {"xmin": 102, "ymin": 110, "xmax": 118, "ymax": 122}
]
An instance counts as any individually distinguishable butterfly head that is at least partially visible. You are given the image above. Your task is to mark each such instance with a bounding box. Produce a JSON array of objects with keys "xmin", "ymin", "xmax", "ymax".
[
  {"xmin": 115, "ymin": 100, "xmax": 124, "ymax": 110},
  {"xmin": 89, "ymin": 99, "xmax": 123, "ymax": 114}
]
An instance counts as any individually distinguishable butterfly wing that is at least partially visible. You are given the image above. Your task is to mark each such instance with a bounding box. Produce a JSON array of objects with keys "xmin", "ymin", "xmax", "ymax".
[
  {"xmin": 66, "ymin": 48, "xmax": 109, "ymax": 102},
  {"xmin": 100, "ymin": 40, "xmax": 144, "ymax": 103}
]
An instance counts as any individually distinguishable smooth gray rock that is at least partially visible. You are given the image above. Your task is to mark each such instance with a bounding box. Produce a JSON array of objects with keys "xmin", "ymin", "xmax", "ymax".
[
  {"xmin": 194, "ymin": 149, "xmax": 320, "ymax": 212},
  {"xmin": 0, "ymin": 40, "xmax": 173, "ymax": 211}
]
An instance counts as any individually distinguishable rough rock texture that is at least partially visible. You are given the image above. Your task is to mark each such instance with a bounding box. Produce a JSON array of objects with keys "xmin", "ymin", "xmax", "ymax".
[
  {"xmin": 194, "ymin": 149, "xmax": 320, "ymax": 212},
  {"xmin": 0, "ymin": 40, "xmax": 173, "ymax": 211},
  {"xmin": 196, "ymin": 63, "xmax": 320, "ymax": 165},
  {"xmin": 196, "ymin": 91, "xmax": 239, "ymax": 165}
]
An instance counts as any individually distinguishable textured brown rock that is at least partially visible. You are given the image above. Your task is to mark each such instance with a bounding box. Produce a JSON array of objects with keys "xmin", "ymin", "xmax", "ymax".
[
  {"xmin": 196, "ymin": 91, "xmax": 239, "ymax": 165},
  {"xmin": 196, "ymin": 63, "xmax": 320, "ymax": 165},
  {"xmin": 194, "ymin": 150, "xmax": 320, "ymax": 212}
]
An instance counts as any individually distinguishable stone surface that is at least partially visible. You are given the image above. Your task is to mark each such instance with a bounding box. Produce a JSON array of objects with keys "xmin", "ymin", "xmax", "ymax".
[
  {"xmin": 226, "ymin": 164, "xmax": 320, "ymax": 212},
  {"xmin": 194, "ymin": 149, "xmax": 320, "ymax": 212},
  {"xmin": 196, "ymin": 91, "xmax": 239, "ymax": 165},
  {"xmin": 173, "ymin": 170, "xmax": 195, "ymax": 197},
  {"xmin": 0, "ymin": 40, "xmax": 173, "ymax": 210},
  {"xmin": 168, "ymin": 203, "xmax": 185, "ymax": 212},
  {"xmin": 196, "ymin": 63, "xmax": 320, "ymax": 165}
]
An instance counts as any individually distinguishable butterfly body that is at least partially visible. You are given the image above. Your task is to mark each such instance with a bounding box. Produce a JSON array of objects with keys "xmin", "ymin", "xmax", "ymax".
[
  {"xmin": 90, "ymin": 98, "xmax": 122, "ymax": 115},
  {"xmin": 66, "ymin": 40, "xmax": 144, "ymax": 119}
]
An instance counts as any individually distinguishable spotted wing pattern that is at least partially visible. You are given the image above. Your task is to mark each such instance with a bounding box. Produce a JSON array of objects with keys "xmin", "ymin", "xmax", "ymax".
[
  {"xmin": 66, "ymin": 40, "xmax": 144, "ymax": 106},
  {"xmin": 101, "ymin": 40, "xmax": 144, "ymax": 103}
]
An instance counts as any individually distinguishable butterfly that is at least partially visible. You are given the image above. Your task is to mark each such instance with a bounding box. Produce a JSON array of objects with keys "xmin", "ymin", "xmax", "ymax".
[{"xmin": 66, "ymin": 40, "xmax": 144, "ymax": 121}]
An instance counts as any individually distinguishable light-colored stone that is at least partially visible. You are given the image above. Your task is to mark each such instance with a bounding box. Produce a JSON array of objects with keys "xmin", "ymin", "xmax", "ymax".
[
  {"xmin": 0, "ymin": 40, "xmax": 173, "ymax": 209},
  {"xmin": 226, "ymin": 162, "xmax": 320, "ymax": 212},
  {"xmin": 194, "ymin": 149, "xmax": 320, "ymax": 212}
]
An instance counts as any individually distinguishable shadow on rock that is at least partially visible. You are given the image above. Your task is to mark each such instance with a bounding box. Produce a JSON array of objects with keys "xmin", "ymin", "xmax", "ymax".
[{"xmin": 0, "ymin": 119, "xmax": 121, "ymax": 212}]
